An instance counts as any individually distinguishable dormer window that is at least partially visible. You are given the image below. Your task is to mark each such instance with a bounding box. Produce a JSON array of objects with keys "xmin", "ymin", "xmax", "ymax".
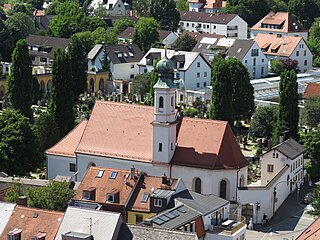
[
  {"xmin": 7, "ymin": 228, "xmax": 22, "ymax": 240},
  {"xmin": 32, "ymin": 232, "xmax": 46, "ymax": 240},
  {"xmin": 82, "ymin": 187, "xmax": 96, "ymax": 201},
  {"xmin": 106, "ymin": 190, "xmax": 119, "ymax": 203},
  {"xmin": 107, "ymin": 194, "xmax": 114, "ymax": 202}
]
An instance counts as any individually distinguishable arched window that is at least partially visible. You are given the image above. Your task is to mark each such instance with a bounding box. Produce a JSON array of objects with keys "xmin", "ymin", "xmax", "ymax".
[
  {"xmin": 220, "ymin": 180, "xmax": 227, "ymax": 199},
  {"xmin": 159, "ymin": 96, "xmax": 164, "ymax": 108},
  {"xmin": 171, "ymin": 96, "xmax": 174, "ymax": 106},
  {"xmin": 195, "ymin": 177, "xmax": 201, "ymax": 194},
  {"xmin": 99, "ymin": 78, "xmax": 104, "ymax": 91},
  {"xmin": 239, "ymin": 175, "xmax": 244, "ymax": 187}
]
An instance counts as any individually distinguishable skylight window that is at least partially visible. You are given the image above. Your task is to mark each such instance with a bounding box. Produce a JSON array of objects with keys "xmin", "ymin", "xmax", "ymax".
[
  {"xmin": 141, "ymin": 193, "xmax": 149, "ymax": 203},
  {"xmin": 110, "ymin": 171, "xmax": 118, "ymax": 179},
  {"xmin": 96, "ymin": 170, "xmax": 104, "ymax": 178},
  {"xmin": 129, "ymin": 52, "xmax": 134, "ymax": 57}
]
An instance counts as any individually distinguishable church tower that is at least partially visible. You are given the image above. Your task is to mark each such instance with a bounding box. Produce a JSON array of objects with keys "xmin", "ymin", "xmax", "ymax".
[{"xmin": 152, "ymin": 53, "xmax": 177, "ymax": 164}]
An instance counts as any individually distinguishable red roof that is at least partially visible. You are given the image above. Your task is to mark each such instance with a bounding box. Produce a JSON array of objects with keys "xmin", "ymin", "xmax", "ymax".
[
  {"xmin": 0, "ymin": 206, "xmax": 64, "ymax": 240},
  {"xmin": 296, "ymin": 217, "xmax": 320, "ymax": 240},
  {"xmin": 304, "ymin": 82, "xmax": 320, "ymax": 99},
  {"xmin": 48, "ymin": 101, "xmax": 247, "ymax": 170}
]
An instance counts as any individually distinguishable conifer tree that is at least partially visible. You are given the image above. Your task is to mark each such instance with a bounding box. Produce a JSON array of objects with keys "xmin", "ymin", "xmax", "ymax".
[
  {"xmin": 273, "ymin": 70, "xmax": 299, "ymax": 145},
  {"xmin": 8, "ymin": 39, "xmax": 33, "ymax": 119},
  {"xmin": 49, "ymin": 48, "xmax": 75, "ymax": 138}
]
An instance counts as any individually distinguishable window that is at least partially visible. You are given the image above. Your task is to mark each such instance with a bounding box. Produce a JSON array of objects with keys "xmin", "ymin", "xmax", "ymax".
[
  {"xmin": 154, "ymin": 199, "xmax": 162, "ymax": 207},
  {"xmin": 96, "ymin": 170, "xmax": 104, "ymax": 178},
  {"xmin": 196, "ymin": 82, "xmax": 200, "ymax": 88},
  {"xmin": 197, "ymin": 62, "xmax": 200, "ymax": 67},
  {"xmin": 186, "ymin": 23, "xmax": 189, "ymax": 27},
  {"xmin": 40, "ymin": 57, "xmax": 46, "ymax": 63},
  {"xmin": 204, "ymin": 82, "xmax": 207, "ymax": 87},
  {"xmin": 304, "ymin": 50, "xmax": 306, "ymax": 56},
  {"xmin": 171, "ymin": 142, "xmax": 173, "ymax": 151},
  {"xmin": 69, "ymin": 163, "xmax": 76, "ymax": 172},
  {"xmin": 261, "ymin": 67, "xmax": 264, "ymax": 76},
  {"xmin": 197, "ymin": 72, "xmax": 200, "ymax": 78},
  {"xmin": 110, "ymin": 171, "xmax": 118, "ymax": 179},
  {"xmin": 180, "ymin": 94, "xmax": 184, "ymax": 101},
  {"xmin": 136, "ymin": 214, "xmax": 143, "ymax": 224},
  {"xmin": 251, "ymin": 49, "xmax": 259, "ymax": 57},
  {"xmin": 304, "ymin": 60, "xmax": 307, "ymax": 66},
  {"xmin": 82, "ymin": 191, "xmax": 90, "ymax": 200},
  {"xmin": 171, "ymin": 96, "xmax": 174, "ymax": 106},
  {"xmin": 262, "ymin": 59, "xmax": 264, "ymax": 62},
  {"xmin": 192, "ymin": 23, "xmax": 194, "ymax": 27},
  {"xmin": 195, "ymin": 178, "xmax": 201, "ymax": 193},
  {"xmin": 144, "ymin": 69, "xmax": 147, "ymax": 73},
  {"xmin": 107, "ymin": 194, "xmax": 114, "ymax": 202},
  {"xmin": 158, "ymin": 143, "xmax": 162, "ymax": 152},
  {"xmin": 130, "ymin": 64, "xmax": 134, "ymax": 69},
  {"xmin": 219, "ymin": 180, "xmax": 227, "ymax": 199},
  {"xmin": 214, "ymin": 25, "xmax": 216, "ymax": 29},
  {"xmin": 31, "ymin": 56, "xmax": 35, "ymax": 61},
  {"xmin": 176, "ymin": 72, "xmax": 180, "ymax": 78},
  {"xmin": 141, "ymin": 192, "xmax": 149, "ymax": 203},
  {"xmin": 204, "ymin": 72, "xmax": 207, "ymax": 77},
  {"xmin": 253, "ymin": 58, "xmax": 256, "ymax": 66},
  {"xmin": 130, "ymin": 74, "xmax": 134, "ymax": 79},
  {"xmin": 267, "ymin": 164, "xmax": 274, "ymax": 172},
  {"xmin": 296, "ymin": 51, "xmax": 299, "ymax": 56},
  {"xmin": 159, "ymin": 96, "xmax": 164, "ymax": 108}
]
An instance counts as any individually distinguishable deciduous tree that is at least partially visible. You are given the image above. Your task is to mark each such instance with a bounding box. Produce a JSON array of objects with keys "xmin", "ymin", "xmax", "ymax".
[
  {"xmin": 172, "ymin": 34, "xmax": 197, "ymax": 51},
  {"xmin": 5, "ymin": 12, "xmax": 35, "ymax": 42},
  {"xmin": 132, "ymin": 72, "xmax": 153, "ymax": 98},
  {"xmin": 113, "ymin": 17, "xmax": 135, "ymax": 35},
  {"xmin": 301, "ymin": 97, "xmax": 320, "ymax": 128},
  {"xmin": 177, "ymin": 0, "xmax": 189, "ymax": 11},
  {"xmin": 251, "ymin": 105, "xmax": 278, "ymax": 138}
]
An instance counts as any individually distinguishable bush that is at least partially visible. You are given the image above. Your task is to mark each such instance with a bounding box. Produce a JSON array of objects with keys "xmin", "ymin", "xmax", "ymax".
[{"xmin": 182, "ymin": 107, "xmax": 198, "ymax": 118}]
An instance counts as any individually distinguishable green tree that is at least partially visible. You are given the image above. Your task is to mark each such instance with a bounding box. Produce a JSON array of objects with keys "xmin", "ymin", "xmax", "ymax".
[
  {"xmin": 0, "ymin": 19, "xmax": 14, "ymax": 62},
  {"xmin": 303, "ymin": 124, "xmax": 320, "ymax": 165},
  {"xmin": 301, "ymin": 97, "xmax": 320, "ymax": 128},
  {"xmin": 69, "ymin": 34, "xmax": 88, "ymax": 101},
  {"xmin": 49, "ymin": 48, "xmax": 75, "ymax": 138},
  {"xmin": 8, "ymin": 39, "xmax": 33, "ymax": 118},
  {"xmin": 85, "ymin": 16, "xmax": 106, "ymax": 32},
  {"xmin": 133, "ymin": 17, "xmax": 160, "ymax": 53},
  {"xmin": 251, "ymin": 105, "xmax": 278, "ymax": 138},
  {"xmin": 71, "ymin": 31, "xmax": 95, "ymax": 54},
  {"xmin": 27, "ymin": 0, "xmax": 44, "ymax": 10},
  {"xmin": 172, "ymin": 34, "xmax": 197, "ymax": 51},
  {"xmin": 0, "ymin": 109, "xmax": 41, "ymax": 175},
  {"xmin": 5, "ymin": 12, "xmax": 35, "ymax": 42},
  {"xmin": 133, "ymin": 0, "xmax": 151, "ymax": 17},
  {"xmin": 310, "ymin": 186, "xmax": 320, "ymax": 216},
  {"xmin": 91, "ymin": 27, "xmax": 117, "ymax": 45},
  {"xmin": 132, "ymin": 72, "xmax": 153, "ymax": 98},
  {"xmin": 4, "ymin": 179, "xmax": 25, "ymax": 203},
  {"xmin": 273, "ymin": 70, "xmax": 299, "ymax": 145},
  {"xmin": 224, "ymin": 0, "xmax": 271, "ymax": 27},
  {"xmin": 227, "ymin": 58, "xmax": 254, "ymax": 121},
  {"xmin": 308, "ymin": 18, "xmax": 320, "ymax": 67},
  {"xmin": 8, "ymin": 3, "xmax": 33, "ymax": 16},
  {"xmin": 32, "ymin": 76, "xmax": 39, "ymax": 105},
  {"xmin": 208, "ymin": 57, "xmax": 234, "ymax": 125},
  {"xmin": 112, "ymin": 17, "xmax": 135, "ymax": 35},
  {"xmin": 33, "ymin": 112, "xmax": 60, "ymax": 153},
  {"xmin": 176, "ymin": 0, "xmax": 189, "ymax": 11},
  {"xmin": 267, "ymin": 0, "xmax": 287, "ymax": 11},
  {"xmin": 288, "ymin": 0, "xmax": 320, "ymax": 29},
  {"xmin": 93, "ymin": 3, "xmax": 108, "ymax": 17},
  {"xmin": 45, "ymin": 0, "xmax": 60, "ymax": 15}
]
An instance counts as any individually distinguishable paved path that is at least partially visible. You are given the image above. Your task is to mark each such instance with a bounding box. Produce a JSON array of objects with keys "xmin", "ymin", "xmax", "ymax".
[{"xmin": 246, "ymin": 183, "xmax": 316, "ymax": 240}]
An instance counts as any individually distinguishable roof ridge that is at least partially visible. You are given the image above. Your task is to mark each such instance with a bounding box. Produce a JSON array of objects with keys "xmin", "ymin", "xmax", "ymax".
[
  {"xmin": 95, "ymin": 100, "xmax": 153, "ymax": 110},
  {"xmin": 15, "ymin": 205, "xmax": 64, "ymax": 215}
]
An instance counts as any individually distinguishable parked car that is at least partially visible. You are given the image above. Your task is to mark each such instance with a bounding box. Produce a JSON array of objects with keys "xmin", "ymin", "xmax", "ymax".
[{"xmin": 303, "ymin": 193, "xmax": 314, "ymax": 204}]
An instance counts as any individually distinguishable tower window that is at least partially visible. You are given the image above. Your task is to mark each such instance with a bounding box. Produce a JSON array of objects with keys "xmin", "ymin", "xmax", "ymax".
[
  {"xmin": 159, "ymin": 143, "xmax": 162, "ymax": 152},
  {"xmin": 171, "ymin": 96, "xmax": 174, "ymax": 106},
  {"xmin": 159, "ymin": 96, "xmax": 164, "ymax": 109}
]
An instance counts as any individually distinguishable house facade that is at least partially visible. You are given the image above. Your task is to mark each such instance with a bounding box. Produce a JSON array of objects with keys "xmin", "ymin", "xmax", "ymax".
[
  {"xmin": 90, "ymin": 0, "xmax": 130, "ymax": 17},
  {"xmin": 46, "ymin": 55, "xmax": 248, "ymax": 202},
  {"xmin": 188, "ymin": 0, "xmax": 227, "ymax": 13},
  {"xmin": 250, "ymin": 12, "xmax": 309, "ymax": 40},
  {"xmin": 138, "ymin": 48, "xmax": 211, "ymax": 90},
  {"xmin": 254, "ymin": 34, "xmax": 313, "ymax": 73},
  {"xmin": 178, "ymin": 11, "xmax": 248, "ymax": 39}
]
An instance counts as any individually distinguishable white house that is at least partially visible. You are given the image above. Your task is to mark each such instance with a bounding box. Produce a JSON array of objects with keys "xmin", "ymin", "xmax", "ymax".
[
  {"xmin": 90, "ymin": 0, "xmax": 130, "ymax": 17},
  {"xmin": 46, "ymin": 55, "xmax": 249, "ymax": 201},
  {"xmin": 87, "ymin": 44, "xmax": 143, "ymax": 93},
  {"xmin": 193, "ymin": 38, "xmax": 268, "ymax": 79},
  {"xmin": 238, "ymin": 138, "xmax": 305, "ymax": 224},
  {"xmin": 250, "ymin": 12, "xmax": 309, "ymax": 40},
  {"xmin": 138, "ymin": 48, "xmax": 211, "ymax": 90},
  {"xmin": 118, "ymin": 27, "xmax": 179, "ymax": 48},
  {"xmin": 188, "ymin": 0, "xmax": 227, "ymax": 13},
  {"xmin": 178, "ymin": 11, "xmax": 248, "ymax": 39},
  {"xmin": 254, "ymin": 34, "xmax": 313, "ymax": 73}
]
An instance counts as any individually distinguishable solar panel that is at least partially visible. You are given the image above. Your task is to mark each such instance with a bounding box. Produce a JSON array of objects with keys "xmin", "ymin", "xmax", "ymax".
[
  {"xmin": 158, "ymin": 215, "xmax": 170, "ymax": 222},
  {"xmin": 177, "ymin": 206, "xmax": 187, "ymax": 213},
  {"xmin": 164, "ymin": 212, "xmax": 176, "ymax": 219},
  {"xmin": 141, "ymin": 193, "xmax": 149, "ymax": 203},
  {"xmin": 153, "ymin": 218, "xmax": 164, "ymax": 225},
  {"xmin": 170, "ymin": 210, "xmax": 180, "ymax": 217},
  {"xmin": 96, "ymin": 170, "xmax": 104, "ymax": 178},
  {"xmin": 110, "ymin": 171, "xmax": 117, "ymax": 179}
]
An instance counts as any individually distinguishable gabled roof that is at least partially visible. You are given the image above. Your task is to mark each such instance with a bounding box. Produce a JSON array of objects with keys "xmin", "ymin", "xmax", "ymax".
[
  {"xmin": 179, "ymin": 10, "xmax": 237, "ymax": 24},
  {"xmin": 119, "ymin": 27, "xmax": 173, "ymax": 41},
  {"xmin": 251, "ymin": 12, "xmax": 307, "ymax": 33},
  {"xmin": 118, "ymin": 224, "xmax": 198, "ymax": 240},
  {"xmin": 88, "ymin": 44, "xmax": 143, "ymax": 64},
  {"xmin": 46, "ymin": 120, "xmax": 87, "ymax": 158},
  {"xmin": 0, "ymin": 206, "xmax": 64, "ymax": 240},
  {"xmin": 174, "ymin": 190, "xmax": 229, "ymax": 215},
  {"xmin": 272, "ymin": 138, "xmax": 305, "ymax": 159},
  {"xmin": 48, "ymin": 101, "xmax": 248, "ymax": 170},
  {"xmin": 296, "ymin": 217, "xmax": 320, "ymax": 240},
  {"xmin": 254, "ymin": 33, "xmax": 303, "ymax": 57},
  {"xmin": 55, "ymin": 206, "xmax": 122, "ymax": 240},
  {"xmin": 225, "ymin": 39, "xmax": 255, "ymax": 60},
  {"xmin": 304, "ymin": 82, "xmax": 320, "ymax": 98}
]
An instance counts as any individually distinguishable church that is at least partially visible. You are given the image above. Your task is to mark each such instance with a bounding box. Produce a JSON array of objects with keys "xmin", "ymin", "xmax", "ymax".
[{"xmin": 46, "ymin": 54, "xmax": 248, "ymax": 201}]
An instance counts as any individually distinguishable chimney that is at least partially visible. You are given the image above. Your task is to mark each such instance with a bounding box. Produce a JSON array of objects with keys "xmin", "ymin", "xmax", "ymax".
[
  {"xmin": 162, "ymin": 173, "xmax": 167, "ymax": 185},
  {"xmin": 18, "ymin": 196, "xmax": 27, "ymax": 206},
  {"xmin": 131, "ymin": 166, "xmax": 135, "ymax": 179},
  {"xmin": 279, "ymin": 135, "xmax": 284, "ymax": 143},
  {"xmin": 267, "ymin": 139, "xmax": 272, "ymax": 151}
]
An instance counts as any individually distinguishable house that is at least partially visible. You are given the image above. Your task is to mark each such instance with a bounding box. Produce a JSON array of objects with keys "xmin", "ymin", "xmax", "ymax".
[
  {"xmin": 178, "ymin": 11, "xmax": 248, "ymax": 39},
  {"xmin": 145, "ymin": 190, "xmax": 246, "ymax": 240},
  {"xmin": 303, "ymin": 82, "xmax": 320, "ymax": 99},
  {"xmin": 26, "ymin": 35, "xmax": 70, "ymax": 67},
  {"xmin": 46, "ymin": 54, "xmax": 249, "ymax": 201},
  {"xmin": 72, "ymin": 166, "xmax": 186, "ymax": 223},
  {"xmin": 250, "ymin": 12, "xmax": 308, "ymax": 40},
  {"xmin": 138, "ymin": 48, "xmax": 211, "ymax": 90},
  {"xmin": 254, "ymin": 34, "xmax": 313, "ymax": 73},
  {"xmin": 118, "ymin": 224, "xmax": 198, "ymax": 240},
  {"xmin": 296, "ymin": 217, "xmax": 320, "ymax": 240},
  {"xmin": 0, "ymin": 205, "xmax": 64, "ymax": 240},
  {"xmin": 238, "ymin": 138, "xmax": 305, "ymax": 224},
  {"xmin": 188, "ymin": 0, "xmax": 227, "ymax": 13},
  {"xmin": 118, "ymin": 27, "xmax": 178, "ymax": 47},
  {"xmin": 90, "ymin": 0, "xmax": 130, "ymax": 17},
  {"xmin": 55, "ymin": 206, "xmax": 123, "ymax": 240},
  {"xmin": 193, "ymin": 38, "xmax": 268, "ymax": 79},
  {"xmin": 87, "ymin": 44, "xmax": 143, "ymax": 94}
]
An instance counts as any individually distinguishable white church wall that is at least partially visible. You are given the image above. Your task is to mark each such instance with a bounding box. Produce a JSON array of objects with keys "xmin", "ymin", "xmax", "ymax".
[{"xmin": 46, "ymin": 155, "xmax": 76, "ymax": 180}]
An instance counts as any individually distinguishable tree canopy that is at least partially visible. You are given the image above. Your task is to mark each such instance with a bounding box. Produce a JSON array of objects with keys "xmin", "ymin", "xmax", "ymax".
[
  {"xmin": 5, "ymin": 12, "xmax": 35, "ymax": 43},
  {"xmin": 172, "ymin": 34, "xmax": 197, "ymax": 51},
  {"xmin": 288, "ymin": 0, "xmax": 320, "ymax": 29},
  {"xmin": 251, "ymin": 105, "xmax": 278, "ymax": 138},
  {"xmin": 113, "ymin": 17, "xmax": 135, "ymax": 36},
  {"xmin": 301, "ymin": 97, "xmax": 320, "ymax": 128},
  {"xmin": 131, "ymin": 72, "xmax": 153, "ymax": 98},
  {"xmin": 176, "ymin": 0, "xmax": 189, "ymax": 11},
  {"xmin": 308, "ymin": 18, "xmax": 320, "ymax": 67}
]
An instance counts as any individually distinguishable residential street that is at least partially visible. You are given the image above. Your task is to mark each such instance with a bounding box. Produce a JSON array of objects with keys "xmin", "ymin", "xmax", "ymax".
[{"xmin": 246, "ymin": 183, "xmax": 317, "ymax": 240}]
